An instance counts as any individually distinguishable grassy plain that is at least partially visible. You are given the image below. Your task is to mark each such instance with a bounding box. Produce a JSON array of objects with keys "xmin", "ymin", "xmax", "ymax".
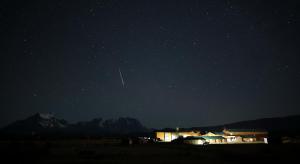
[{"xmin": 0, "ymin": 140, "xmax": 299, "ymax": 164}]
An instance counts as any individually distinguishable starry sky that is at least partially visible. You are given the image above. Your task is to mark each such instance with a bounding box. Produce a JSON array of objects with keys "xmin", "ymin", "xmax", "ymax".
[{"xmin": 1, "ymin": 0, "xmax": 300, "ymax": 128}]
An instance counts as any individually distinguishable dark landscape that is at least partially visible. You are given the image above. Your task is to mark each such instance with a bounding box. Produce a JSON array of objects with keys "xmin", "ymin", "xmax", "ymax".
[
  {"xmin": 0, "ymin": 114, "xmax": 300, "ymax": 163},
  {"xmin": 1, "ymin": 113, "xmax": 300, "ymax": 140},
  {"xmin": 1, "ymin": 0, "xmax": 300, "ymax": 163},
  {"xmin": 0, "ymin": 141, "xmax": 299, "ymax": 164}
]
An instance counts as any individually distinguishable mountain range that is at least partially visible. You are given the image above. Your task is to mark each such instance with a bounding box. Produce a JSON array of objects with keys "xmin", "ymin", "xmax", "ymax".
[
  {"xmin": 1, "ymin": 113, "xmax": 300, "ymax": 138},
  {"xmin": 0, "ymin": 113, "xmax": 149, "ymax": 137}
]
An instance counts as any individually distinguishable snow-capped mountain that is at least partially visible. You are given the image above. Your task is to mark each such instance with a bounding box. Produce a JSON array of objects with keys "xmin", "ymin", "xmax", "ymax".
[
  {"xmin": 0, "ymin": 113, "xmax": 149, "ymax": 136},
  {"xmin": 33, "ymin": 113, "xmax": 67, "ymax": 128},
  {"xmin": 0, "ymin": 113, "xmax": 68, "ymax": 134},
  {"xmin": 70, "ymin": 117, "xmax": 148, "ymax": 135}
]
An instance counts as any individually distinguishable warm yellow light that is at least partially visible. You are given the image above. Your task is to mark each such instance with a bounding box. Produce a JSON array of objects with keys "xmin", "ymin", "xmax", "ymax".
[{"xmin": 156, "ymin": 132, "xmax": 164, "ymax": 141}]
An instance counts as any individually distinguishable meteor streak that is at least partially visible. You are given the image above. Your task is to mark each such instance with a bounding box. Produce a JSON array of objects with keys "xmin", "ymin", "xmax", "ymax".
[{"xmin": 118, "ymin": 68, "xmax": 125, "ymax": 88}]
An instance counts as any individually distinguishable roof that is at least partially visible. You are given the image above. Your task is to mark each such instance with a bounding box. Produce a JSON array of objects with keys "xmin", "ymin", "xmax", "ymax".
[
  {"xmin": 225, "ymin": 129, "xmax": 267, "ymax": 133},
  {"xmin": 203, "ymin": 132, "xmax": 224, "ymax": 136},
  {"xmin": 201, "ymin": 136, "xmax": 225, "ymax": 140},
  {"xmin": 213, "ymin": 132, "xmax": 224, "ymax": 135},
  {"xmin": 184, "ymin": 136, "xmax": 206, "ymax": 140},
  {"xmin": 240, "ymin": 135, "xmax": 257, "ymax": 138},
  {"xmin": 155, "ymin": 130, "xmax": 201, "ymax": 133}
]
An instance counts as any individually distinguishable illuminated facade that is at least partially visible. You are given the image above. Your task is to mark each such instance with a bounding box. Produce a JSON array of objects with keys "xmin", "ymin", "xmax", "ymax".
[
  {"xmin": 156, "ymin": 130, "xmax": 201, "ymax": 142},
  {"xmin": 155, "ymin": 128, "xmax": 268, "ymax": 144},
  {"xmin": 223, "ymin": 129, "xmax": 268, "ymax": 143}
]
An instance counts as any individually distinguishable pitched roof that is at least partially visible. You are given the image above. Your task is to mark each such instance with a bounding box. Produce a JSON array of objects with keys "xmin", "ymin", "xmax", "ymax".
[
  {"xmin": 225, "ymin": 129, "xmax": 267, "ymax": 132},
  {"xmin": 201, "ymin": 136, "xmax": 225, "ymax": 140},
  {"xmin": 155, "ymin": 129, "xmax": 201, "ymax": 133},
  {"xmin": 213, "ymin": 132, "xmax": 224, "ymax": 135},
  {"xmin": 240, "ymin": 135, "xmax": 257, "ymax": 138},
  {"xmin": 184, "ymin": 136, "xmax": 206, "ymax": 140}
]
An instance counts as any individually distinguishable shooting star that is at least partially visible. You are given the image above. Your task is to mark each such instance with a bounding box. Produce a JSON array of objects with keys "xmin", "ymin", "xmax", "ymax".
[{"xmin": 118, "ymin": 68, "xmax": 125, "ymax": 88}]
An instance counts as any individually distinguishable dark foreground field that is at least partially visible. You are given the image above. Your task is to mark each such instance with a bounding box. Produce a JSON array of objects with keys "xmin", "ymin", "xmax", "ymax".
[{"xmin": 0, "ymin": 140, "xmax": 299, "ymax": 164}]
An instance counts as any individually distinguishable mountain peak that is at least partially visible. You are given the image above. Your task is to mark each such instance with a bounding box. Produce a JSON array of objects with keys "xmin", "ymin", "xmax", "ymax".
[
  {"xmin": 0, "ymin": 114, "xmax": 149, "ymax": 136},
  {"xmin": 37, "ymin": 113, "xmax": 54, "ymax": 120}
]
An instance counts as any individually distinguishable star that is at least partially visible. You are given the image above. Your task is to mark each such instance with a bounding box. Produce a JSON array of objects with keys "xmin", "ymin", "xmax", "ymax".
[{"xmin": 226, "ymin": 32, "xmax": 231, "ymax": 39}]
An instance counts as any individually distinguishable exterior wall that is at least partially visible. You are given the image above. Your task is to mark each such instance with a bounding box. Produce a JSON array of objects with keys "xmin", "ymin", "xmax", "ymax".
[
  {"xmin": 255, "ymin": 135, "xmax": 268, "ymax": 141},
  {"xmin": 178, "ymin": 131, "xmax": 201, "ymax": 137},
  {"xmin": 204, "ymin": 139, "xmax": 227, "ymax": 144},
  {"xmin": 156, "ymin": 132, "xmax": 165, "ymax": 141},
  {"xmin": 156, "ymin": 130, "xmax": 268, "ymax": 144},
  {"xmin": 216, "ymin": 139, "xmax": 222, "ymax": 143},
  {"xmin": 222, "ymin": 129, "xmax": 268, "ymax": 144},
  {"xmin": 235, "ymin": 136, "xmax": 243, "ymax": 142},
  {"xmin": 164, "ymin": 132, "xmax": 172, "ymax": 142},
  {"xmin": 243, "ymin": 138, "xmax": 256, "ymax": 142},
  {"xmin": 155, "ymin": 131, "xmax": 201, "ymax": 142},
  {"xmin": 225, "ymin": 136, "xmax": 236, "ymax": 142},
  {"xmin": 171, "ymin": 133, "xmax": 178, "ymax": 140},
  {"xmin": 209, "ymin": 139, "xmax": 215, "ymax": 143}
]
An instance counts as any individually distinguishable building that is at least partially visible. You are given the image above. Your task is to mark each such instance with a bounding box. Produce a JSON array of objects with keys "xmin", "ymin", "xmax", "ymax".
[
  {"xmin": 241, "ymin": 135, "xmax": 257, "ymax": 142},
  {"xmin": 155, "ymin": 128, "xmax": 268, "ymax": 144},
  {"xmin": 201, "ymin": 132, "xmax": 227, "ymax": 144},
  {"xmin": 156, "ymin": 130, "xmax": 201, "ymax": 142},
  {"xmin": 183, "ymin": 136, "xmax": 208, "ymax": 145},
  {"xmin": 223, "ymin": 129, "xmax": 268, "ymax": 136},
  {"xmin": 223, "ymin": 129, "xmax": 268, "ymax": 143},
  {"xmin": 201, "ymin": 136, "xmax": 227, "ymax": 144}
]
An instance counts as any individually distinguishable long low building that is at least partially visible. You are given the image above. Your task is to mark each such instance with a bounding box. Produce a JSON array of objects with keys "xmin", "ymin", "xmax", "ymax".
[
  {"xmin": 183, "ymin": 136, "xmax": 207, "ymax": 145},
  {"xmin": 223, "ymin": 129, "xmax": 268, "ymax": 143},
  {"xmin": 155, "ymin": 128, "xmax": 268, "ymax": 144},
  {"xmin": 201, "ymin": 136, "xmax": 227, "ymax": 144},
  {"xmin": 223, "ymin": 129, "xmax": 268, "ymax": 136},
  {"xmin": 156, "ymin": 130, "xmax": 201, "ymax": 142}
]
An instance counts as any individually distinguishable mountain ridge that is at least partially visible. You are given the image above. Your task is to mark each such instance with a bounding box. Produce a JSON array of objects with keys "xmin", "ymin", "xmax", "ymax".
[
  {"xmin": 190, "ymin": 114, "xmax": 300, "ymax": 133},
  {"xmin": 0, "ymin": 113, "xmax": 149, "ymax": 136},
  {"xmin": 1, "ymin": 113, "xmax": 300, "ymax": 137}
]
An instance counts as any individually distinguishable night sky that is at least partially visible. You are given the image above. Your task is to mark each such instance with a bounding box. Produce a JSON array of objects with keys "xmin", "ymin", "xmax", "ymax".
[{"xmin": 1, "ymin": 0, "xmax": 300, "ymax": 128}]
